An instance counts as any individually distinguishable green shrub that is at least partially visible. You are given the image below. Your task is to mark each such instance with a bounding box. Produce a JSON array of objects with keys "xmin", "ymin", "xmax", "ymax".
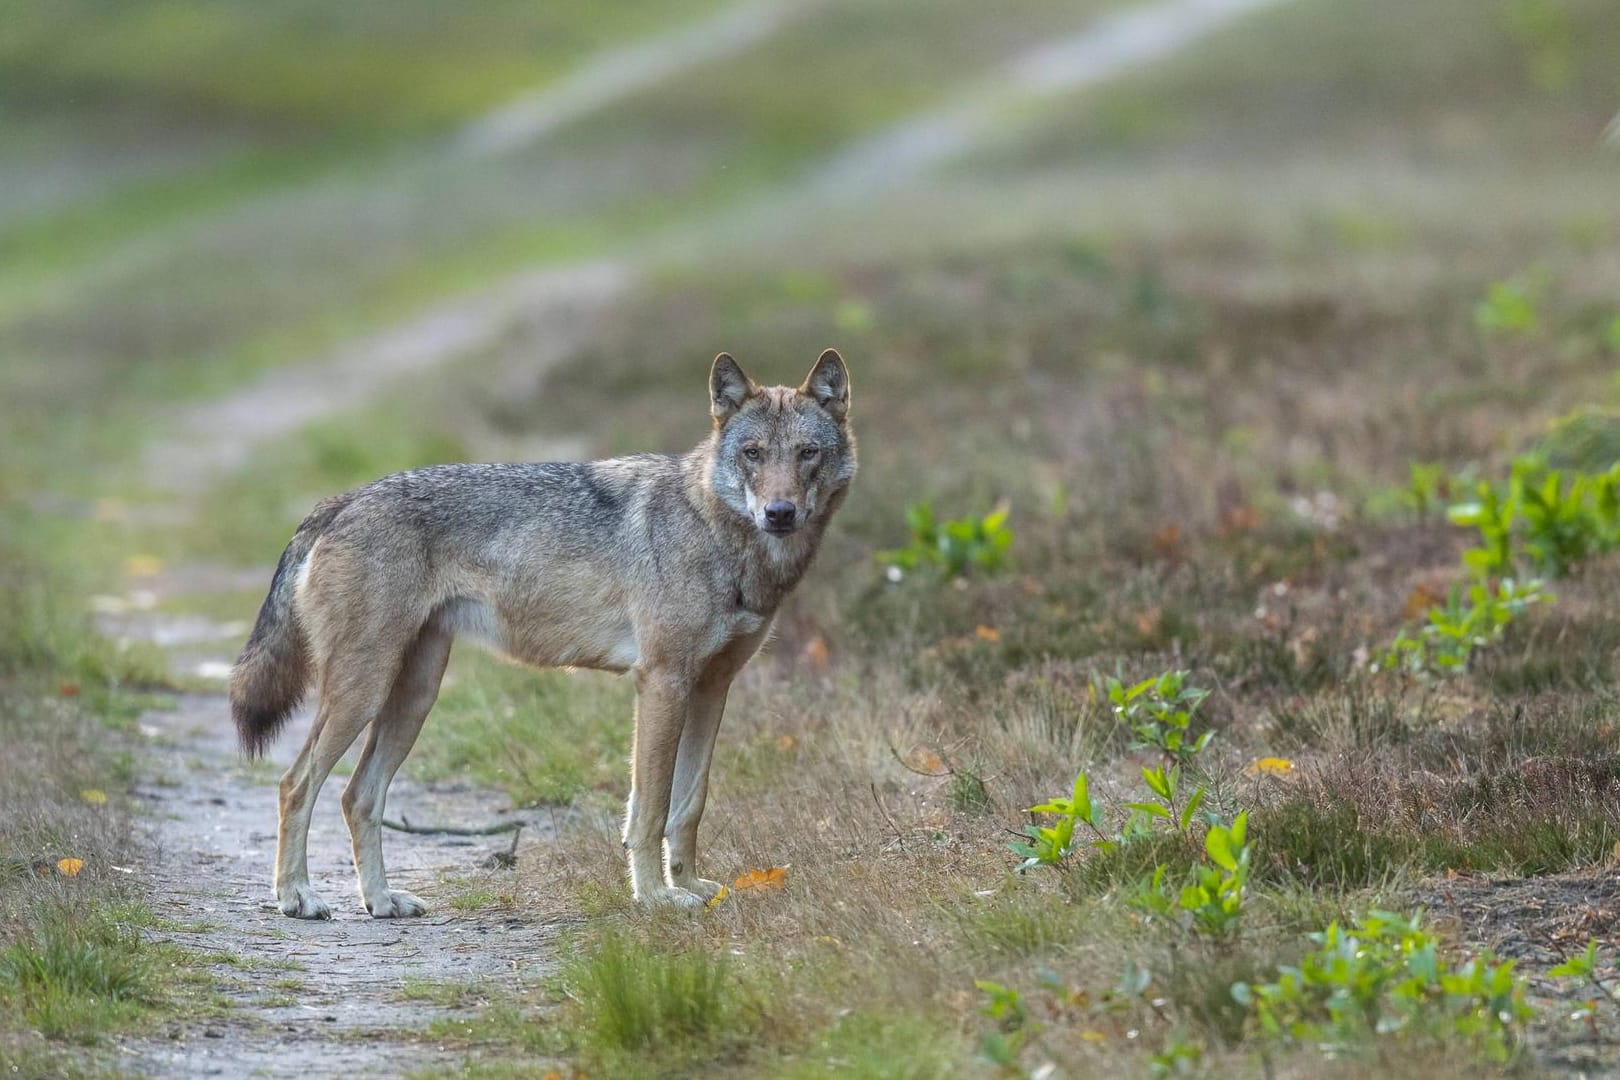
[
  {"xmin": 1232, "ymin": 910, "xmax": 1532, "ymax": 1064},
  {"xmin": 880, "ymin": 502, "xmax": 1013, "ymax": 578},
  {"xmin": 1375, "ymin": 577, "xmax": 1551, "ymax": 678}
]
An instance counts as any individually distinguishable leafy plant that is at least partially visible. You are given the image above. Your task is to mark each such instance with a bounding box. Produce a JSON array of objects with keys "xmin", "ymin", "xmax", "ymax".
[
  {"xmin": 1547, "ymin": 939, "xmax": 1618, "ymax": 1034},
  {"xmin": 1231, "ymin": 910, "xmax": 1533, "ymax": 1064},
  {"xmin": 881, "ymin": 502, "xmax": 1013, "ymax": 578},
  {"xmin": 1474, "ymin": 278, "xmax": 1540, "ymax": 336},
  {"xmin": 974, "ymin": 979, "xmax": 1032, "ymax": 1069},
  {"xmin": 1403, "ymin": 461, "xmax": 1450, "ymax": 518},
  {"xmin": 1375, "ymin": 578, "xmax": 1551, "ymax": 678},
  {"xmin": 1126, "ymin": 761, "xmax": 1207, "ymax": 837},
  {"xmin": 1106, "ymin": 670, "xmax": 1212, "ymax": 766},
  {"xmin": 1010, "ymin": 770, "xmax": 1108, "ymax": 871},
  {"xmin": 1128, "ymin": 813, "xmax": 1251, "ymax": 942},
  {"xmin": 1447, "ymin": 456, "xmax": 1620, "ymax": 578},
  {"xmin": 1447, "ymin": 478, "xmax": 1517, "ymax": 578}
]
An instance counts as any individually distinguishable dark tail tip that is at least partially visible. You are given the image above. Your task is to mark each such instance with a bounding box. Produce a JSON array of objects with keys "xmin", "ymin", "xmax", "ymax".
[
  {"xmin": 232, "ymin": 695, "xmax": 296, "ymax": 759},
  {"xmin": 228, "ymin": 635, "xmax": 308, "ymax": 758}
]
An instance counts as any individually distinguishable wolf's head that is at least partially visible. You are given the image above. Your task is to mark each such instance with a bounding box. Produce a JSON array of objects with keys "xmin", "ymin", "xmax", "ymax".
[{"xmin": 705, "ymin": 349, "xmax": 856, "ymax": 537}]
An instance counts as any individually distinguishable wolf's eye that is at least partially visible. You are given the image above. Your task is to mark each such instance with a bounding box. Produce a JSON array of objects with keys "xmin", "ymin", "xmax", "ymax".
[
  {"xmin": 742, "ymin": 446, "xmax": 761, "ymax": 461},
  {"xmin": 800, "ymin": 446, "xmax": 820, "ymax": 461}
]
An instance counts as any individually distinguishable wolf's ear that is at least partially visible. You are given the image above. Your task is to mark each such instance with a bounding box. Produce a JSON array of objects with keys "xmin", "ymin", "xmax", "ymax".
[
  {"xmin": 710, "ymin": 353, "xmax": 757, "ymax": 424},
  {"xmin": 800, "ymin": 348, "xmax": 850, "ymax": 421}
]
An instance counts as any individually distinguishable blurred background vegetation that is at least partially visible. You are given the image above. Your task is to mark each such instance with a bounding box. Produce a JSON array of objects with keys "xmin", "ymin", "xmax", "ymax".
[{"xmin": 5, "ymin": 0, "xmax": 1620, "ymax": 1075}]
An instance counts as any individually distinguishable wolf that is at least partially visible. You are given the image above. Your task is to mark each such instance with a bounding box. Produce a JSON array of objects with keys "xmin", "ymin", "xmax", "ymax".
[{"xmin": 228, "ymin": 350, "xmax": 855, "ymax": 916}]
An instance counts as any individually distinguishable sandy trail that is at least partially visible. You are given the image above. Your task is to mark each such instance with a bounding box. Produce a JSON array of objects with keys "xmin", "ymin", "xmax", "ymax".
[
  {"xmin": 121, "ymin": 693, "xmax": 563, "ymax": 1078},
  {"xmin": 109, "ymin": 2, "xmax": 1297, "ymax": 1074}
]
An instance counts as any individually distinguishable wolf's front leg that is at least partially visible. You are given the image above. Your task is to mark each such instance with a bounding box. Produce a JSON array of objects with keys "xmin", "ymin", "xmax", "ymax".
[
  {"xmin": 664, "ymin": 683, "xmax": 729, "ymax": 901},
  {"xmin": 624, "ymin": 669, "xmax": 703, "ymax": 908}
]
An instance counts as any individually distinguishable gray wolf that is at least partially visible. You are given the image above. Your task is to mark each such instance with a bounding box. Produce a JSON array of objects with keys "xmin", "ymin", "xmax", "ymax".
[{"xmin": 229, "ymin": 350, "xmax": 855, "ymax": 916}]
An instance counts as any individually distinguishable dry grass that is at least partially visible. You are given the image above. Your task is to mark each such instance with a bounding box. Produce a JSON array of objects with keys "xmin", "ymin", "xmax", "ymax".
[
  {"xmin": 389, "ymin": 142, "xmax": 1620, "ymax": 1080},
  {"xmin": 11, "ymin": 0, "xmax": 1620, "ymax": 1075}
]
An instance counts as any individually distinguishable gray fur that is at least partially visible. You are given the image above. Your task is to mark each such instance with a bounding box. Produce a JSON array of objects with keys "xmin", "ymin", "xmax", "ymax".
[{"xmin": 229, "ymin": 350, "xmax": 855, "ymax": 915}]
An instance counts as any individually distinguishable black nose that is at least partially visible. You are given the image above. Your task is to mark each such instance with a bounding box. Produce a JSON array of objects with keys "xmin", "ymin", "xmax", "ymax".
[{"xmin": 764, "ymin": 500, "xmax": 797, "ymax": 528}]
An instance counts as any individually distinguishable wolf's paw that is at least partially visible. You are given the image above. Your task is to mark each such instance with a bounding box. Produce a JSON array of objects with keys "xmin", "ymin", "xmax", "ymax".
[
  {"xmin": 670, "ymin": 875, "xmax": 726, "ymax": 902},
  {"xmin": 366, "ymin": 889, "xmax": 428, "ymax": 919},
  {"xmin": 638, "ymin": 885, "xmax": 706, "ymax": 911},
  {"xmin": 278, "ymin": 884, "xmax": 332, "ymax": 920}
]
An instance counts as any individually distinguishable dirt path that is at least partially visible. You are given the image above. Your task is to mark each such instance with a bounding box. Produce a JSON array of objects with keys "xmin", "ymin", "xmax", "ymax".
[
  {"xmin": 121, "ymin": 692, "xmax": 563, "ymax": 1078},
  {"xmin": 140, "ymin": 0, "xmax": 1295, "ymax": 494},
  {"xmin": 809, "ymin": 0, "xmax": 1293, "ymax": 194},
  {"xmin": 108, "ymin": 3, "xmax": 1306, "ymax": 1075},
  {"xmin": 143, "ymin": 260, "xmax": 629, "ymax": 494}
]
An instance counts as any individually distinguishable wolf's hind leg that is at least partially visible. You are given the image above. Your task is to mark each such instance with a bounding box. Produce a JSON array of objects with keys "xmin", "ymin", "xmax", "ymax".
[
  {"xmin": 275, "ymin": 662, "xmax": 398, "ymax": 919},
  {"xmin": 342, "ymin": 624, "xmax": 452, "ymax": 918},
  {"xmin": 664, "ymin": 683, "xmax": 729, "ymax": 901}
]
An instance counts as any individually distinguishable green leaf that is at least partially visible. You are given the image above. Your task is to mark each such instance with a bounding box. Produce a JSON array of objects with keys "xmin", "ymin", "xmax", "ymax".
[
  {"xmin": 1142, "ymin": 766, "xmax": 1172, "ymax": 800},
  {"xmin": 1205, "ymin": 824, "xmax": 1237, "ymax": 872},
  {"xmin": 1179, "ymin": 786, "xmax": 1206, "ymax": 832}
]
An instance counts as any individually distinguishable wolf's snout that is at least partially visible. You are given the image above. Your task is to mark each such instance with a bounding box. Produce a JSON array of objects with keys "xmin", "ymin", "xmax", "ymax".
[{"xmin": 763, "ymin": 500, "xmax": 797, "ymax": 530}]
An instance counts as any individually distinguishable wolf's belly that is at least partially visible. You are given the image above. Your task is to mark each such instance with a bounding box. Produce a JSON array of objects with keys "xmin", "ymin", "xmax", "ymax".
[{"xmin": 436, "ymin": 596, "xmax": 638, "ymax": 673}]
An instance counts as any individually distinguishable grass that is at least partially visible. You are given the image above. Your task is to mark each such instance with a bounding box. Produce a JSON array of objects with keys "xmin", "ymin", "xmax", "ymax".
[
  {"xmin": 343, "ymin": 0, "xmax": 1620, "ymax": 1067},
  {"xmin": 10, "ymin": 0, "xmax": 1620, "ymax": 1075},
  {"xmin": 0, "ymin": 551, "xmax": 225, "ymax": 1071},
  {"xmin": 409, "ymin": 654, "xmax": 634, "ymax": 808}
]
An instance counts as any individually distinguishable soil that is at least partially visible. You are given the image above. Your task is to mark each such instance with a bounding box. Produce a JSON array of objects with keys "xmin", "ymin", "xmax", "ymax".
[
  {"xmin": 99, "ymin": 2, "xmax": 1323, "ymax": 1074},
  {"xmin": 118, "ymin": 692, "xmax": 563, "ymax": 1079}
]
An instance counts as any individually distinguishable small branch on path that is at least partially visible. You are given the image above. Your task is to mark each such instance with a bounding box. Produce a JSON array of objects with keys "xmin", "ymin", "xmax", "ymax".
[{"xmin": 383, "ymin": 815, "xmax": 527, "ymax": 836}]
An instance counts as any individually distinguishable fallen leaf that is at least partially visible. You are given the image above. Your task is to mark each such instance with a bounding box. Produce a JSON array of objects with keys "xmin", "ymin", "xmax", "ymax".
[
  {"xmin": 973, "ymin": 625, "xmax": 1001, "ymax": 643},
  {"xmin": 1246, "ymin": 757, "xmax": 1295, "ymax": 778},
  {"xmin": 58, "ymin": 682, "xmax": 80, "ymax": 697},
  {"xmin": 732, "ymin": 866, "xmax": 788, "ymax": 892},
  {"xmin": 1080, "ymin": 1030, "xmax": 1108, "ymax": 1044},
  {"xmin": 1219, "ymin": 504, "xmax": 1259, "ymax": 535},
  {"xmin": 123, "ymin": 554, "xmax": 165, "ymax": 578},
  {"xmin": 1151, "ymin": 522, "xmax": 1182, "ymax": 561},
  {"xmin": 774, "ymin": 733, "xmax": 798, "ymax": 752},
  {"xmin": 1134, "ymin": 607, "xmax": 1162, "ymax": 638},
  {"xmin": 904, "ymin": 746, "xmax": 946, "ymax": 774},
  {"xmin": 57, "ymin": 858, "xmax": 85, "ymax": 877},
  {"xmin": 1403, "ymin": 583, "xmax": 1443, "ymax": 620},
  {"xmin": 80, "ymin": 789, "xmax": 108, "ymax": 805},
  {"xmin": 705, "ymin": 885, "xmax": 730, "ymax": 910},
  {"xmin": 801, "ymin": 634, "xmax": 832, "ymax": 674}
]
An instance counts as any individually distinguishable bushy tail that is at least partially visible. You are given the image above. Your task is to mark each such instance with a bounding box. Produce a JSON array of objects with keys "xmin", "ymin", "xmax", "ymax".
[{"xmin": 229, "ymin": 496, "xmax": 348, "ymax": 756}]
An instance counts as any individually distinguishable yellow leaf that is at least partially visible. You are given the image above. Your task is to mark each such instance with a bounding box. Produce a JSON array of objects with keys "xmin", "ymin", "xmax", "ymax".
[
  {"xmin": 705, "ymin": 885, "xmax": 730, "ymax": 910},
  {"xmin": 732, "ymin": 866, "xmax": 788, "ymax": 892},
  {"xmin": 123, "ymin": 554, "xmax": 165, "ymax": 578},
  {"xmin": 1080, "ymin": 1030, "xmax": 1108, "ymax": 1044},
  {"xmin": 57, "ymin": 858, "xmax": 85, "ymax": 877},
  {"xmin": 80, "ymin": 788, "xmax": 108, "ymax": 804},
  {"xmin": 973, "ymin": 624, "xmax": 1001, "ymax": 643},
  {"xmin": 774, "ymin": 734, "xmax": 798, "ymax": 752},
  {"xmin": 1246, "ymin": 757, "xmax": 1295, "ymax": 778}
]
